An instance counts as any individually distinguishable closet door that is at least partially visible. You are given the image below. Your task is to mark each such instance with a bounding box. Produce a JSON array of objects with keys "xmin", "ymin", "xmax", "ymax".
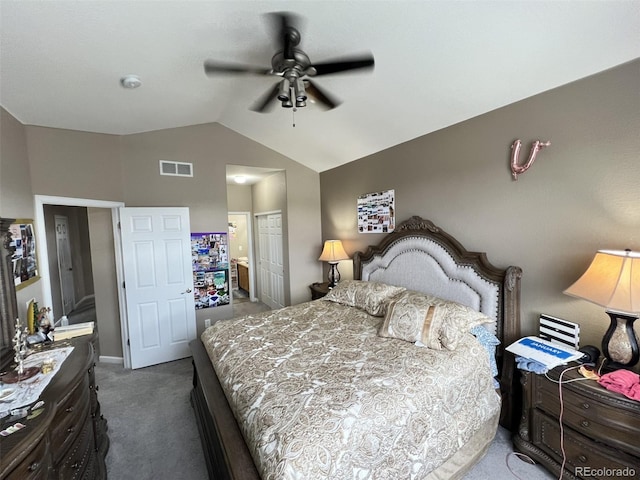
[{"xmin": 256, "ymin": 212, "xmax": 284, "ymax": 309}]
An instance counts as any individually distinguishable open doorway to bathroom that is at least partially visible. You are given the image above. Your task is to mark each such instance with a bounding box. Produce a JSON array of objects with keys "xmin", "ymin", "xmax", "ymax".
[
  {"xmin": 226, "ymin": 164, "xmax": 287, "ymax": 311},
  {"xmin": 228, "ymin": 212, "xmax": 252, "ymax": 304}
]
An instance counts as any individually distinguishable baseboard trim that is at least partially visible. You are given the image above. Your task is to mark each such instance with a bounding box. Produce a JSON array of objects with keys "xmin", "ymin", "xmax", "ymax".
[{"xmin": 99, "ymin": 355, "xmax": 124, "ymax": 365}]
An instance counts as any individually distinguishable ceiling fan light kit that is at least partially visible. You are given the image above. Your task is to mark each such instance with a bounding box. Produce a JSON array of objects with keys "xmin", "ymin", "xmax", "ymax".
[{"xmin": 203, "ymin": 12, "xmax": 374, "ymax": 113}]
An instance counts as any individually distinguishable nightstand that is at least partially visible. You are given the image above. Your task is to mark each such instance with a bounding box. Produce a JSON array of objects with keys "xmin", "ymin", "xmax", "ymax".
[
  {"xmin": 309, "ymin": 282, "xmax": 331, "ymax": 300},
  {"xmin": 513, "ymin": 366, "xmax": 640, "ymax": 479}
]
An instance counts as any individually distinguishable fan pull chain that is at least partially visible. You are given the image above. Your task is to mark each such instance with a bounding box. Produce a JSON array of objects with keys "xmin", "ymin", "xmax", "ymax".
[{"xmin": 292, "ymin": 107, "xmax": 296, "ymax": 127}]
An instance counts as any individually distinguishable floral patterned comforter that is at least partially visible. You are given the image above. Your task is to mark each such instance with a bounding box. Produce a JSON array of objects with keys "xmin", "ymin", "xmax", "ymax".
[{"xmin": 202, "ymin": 299, "xmax": 500, "ymax": 480}]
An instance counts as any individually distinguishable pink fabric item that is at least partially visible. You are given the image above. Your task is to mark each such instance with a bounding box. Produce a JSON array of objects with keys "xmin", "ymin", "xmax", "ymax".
[{"xmin": 598, "ymin": 369, "xmax": 640, "ymax": 401}]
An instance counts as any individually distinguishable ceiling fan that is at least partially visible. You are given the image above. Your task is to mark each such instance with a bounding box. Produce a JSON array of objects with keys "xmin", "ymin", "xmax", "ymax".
[{"xmin": 203, "ymin": 12, "xmax": 374, "ymax": 112}]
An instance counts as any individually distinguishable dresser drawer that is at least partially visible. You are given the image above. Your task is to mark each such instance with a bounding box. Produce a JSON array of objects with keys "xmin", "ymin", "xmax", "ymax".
[
  {"xmin": 87, "ymin": 361, "xmax": 98, "ymax": 412},
  {"xmin": 55, "ymin": 416, "xmax": 95, "ymax": 480},
  {"xmin": 4, "ymin": 434, "xmax": 51, "ymax": 480},
  {"xmin": 532, "ymin": 410, "xmax": 640, "ymax": 478},
  {"xmin": 535, "ymin": 377, "xmax": 640, "ymax": 456},
  {"xmin": 50, "ymin": 381, "xmax": 91, "ymax": 463}
]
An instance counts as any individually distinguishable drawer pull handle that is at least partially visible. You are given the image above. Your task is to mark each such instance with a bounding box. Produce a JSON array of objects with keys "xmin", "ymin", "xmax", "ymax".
[
  {"xmin": 581, "ymin": 402, "xmax": 590, "ymax": 409},
  {"xmin": 66, "ymin": 406, "xmax": 75, "ymax": 413},
  {"xmin": 581, "ymin": 420, "xmax": 590, "ymax": 428},
  {"xmin": 28, "ymin": 461, "xmax": 39, "ymax": 472},
  {"xmin": 578, "ymin": 455, "xmax": 588, "ymax": 463}
]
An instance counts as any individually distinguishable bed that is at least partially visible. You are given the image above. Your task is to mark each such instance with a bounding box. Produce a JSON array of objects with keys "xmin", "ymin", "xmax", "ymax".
[{"xmin": 190, "ymin": 216, "xmax": 522, "ymax": 480}]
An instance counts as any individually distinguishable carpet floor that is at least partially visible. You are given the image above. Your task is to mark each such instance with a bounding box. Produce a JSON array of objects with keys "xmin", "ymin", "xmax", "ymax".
[{"xmin": 96, "ymin": 355, "xmax": 554, "ymax": 480}]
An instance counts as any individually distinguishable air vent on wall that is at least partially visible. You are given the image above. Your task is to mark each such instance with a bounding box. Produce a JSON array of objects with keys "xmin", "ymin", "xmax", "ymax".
[{"xmin": 159, "ymin": 160, "xmax": 193, "ymax": 177}]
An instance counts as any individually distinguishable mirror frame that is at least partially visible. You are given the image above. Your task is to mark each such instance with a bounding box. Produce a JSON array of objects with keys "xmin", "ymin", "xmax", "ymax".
[{"xmin": 1, "ymin": 217, "xmax": 19, "ymax": 370}]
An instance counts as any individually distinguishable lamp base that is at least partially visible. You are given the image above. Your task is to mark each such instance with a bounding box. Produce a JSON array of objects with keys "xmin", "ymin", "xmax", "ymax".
[
  {"xmin": 327, "ymin": 262, "xmax": 341, "ymax": 288},
  {"xmin": 601, "ymin": 311, "xmax": 639, "ymax": 370}
]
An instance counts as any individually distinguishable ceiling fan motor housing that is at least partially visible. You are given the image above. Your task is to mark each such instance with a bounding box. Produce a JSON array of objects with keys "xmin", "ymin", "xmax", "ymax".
[{"xmin": 270, "ymin": 50, "xmax": 316, "ymax": 77}]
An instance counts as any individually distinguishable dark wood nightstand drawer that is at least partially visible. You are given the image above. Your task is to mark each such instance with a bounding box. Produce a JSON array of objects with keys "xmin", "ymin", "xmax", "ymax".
[
  {"xmin": 515, "ymin": 368, "xmax": 640, "ymax": 479},
  {"xmin": 532, "ymin": 410, "xmax": 640, "ymax": 478},
  {"xmin": 535, "ymin": 377, "xmax": 640, "ymax": 456}
]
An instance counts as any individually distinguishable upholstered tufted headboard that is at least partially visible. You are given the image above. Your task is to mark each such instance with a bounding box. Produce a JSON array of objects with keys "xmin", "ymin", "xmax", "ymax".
[
  {"xmin": 353, "ymin": 216, "xmax": 523, "ymax": 430},
  {"xmin": 360, "ymin": 234, "xmax": 501, "ymax": 327}
]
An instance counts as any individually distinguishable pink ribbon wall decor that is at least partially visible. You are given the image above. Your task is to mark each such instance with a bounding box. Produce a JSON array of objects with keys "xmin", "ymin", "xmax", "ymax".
[{"xmin": 510, "ymin": 139, "xmax": 551, "ymax": 180}]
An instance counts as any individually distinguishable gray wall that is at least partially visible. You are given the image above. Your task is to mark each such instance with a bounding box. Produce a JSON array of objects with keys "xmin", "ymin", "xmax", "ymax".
[
  {"xmin": 1, "ymin": 115, "xmax": 322, "ymax": 359},
  {"xmin": 227, "ymin": 184, "xmax": 252, "ymax": 212},
  {"xmin": 320, "ymin": 60, "xmax": 640, "ymax": 354},
  {"xmin": 0, "ymin": 108, "xmax": 41, "ymax": 324},
  {"xmin": 88, "ymin": 207, "xmax": 121, "ymax": 359},
  {"xmin": 253, "ymin": 171, "xmax": 290, "ymax": 305}
]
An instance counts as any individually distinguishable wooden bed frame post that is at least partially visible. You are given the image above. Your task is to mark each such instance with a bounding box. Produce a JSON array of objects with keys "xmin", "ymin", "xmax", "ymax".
[{"xmin": 500, "ymin": 265, "xmax": 522, "ymax": 431}]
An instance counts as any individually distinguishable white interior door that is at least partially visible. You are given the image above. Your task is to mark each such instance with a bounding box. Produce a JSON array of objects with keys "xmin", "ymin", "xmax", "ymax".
[
  {"xmin": 120, "ymin": 207, "xmax": 196, "ymax": 369},
  {"xmin": 54, "ymin": 215, "xmax": 76, "ymax": 315},
  {"xmin": 256, "ymin": 212, "xmax": 284, "ymax": 309}
]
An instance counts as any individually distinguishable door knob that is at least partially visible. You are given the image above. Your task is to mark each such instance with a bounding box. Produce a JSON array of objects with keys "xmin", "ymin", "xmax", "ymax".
[{"xmin": 181, "ymin": 288, "xmax": 192, "ymax": 294}]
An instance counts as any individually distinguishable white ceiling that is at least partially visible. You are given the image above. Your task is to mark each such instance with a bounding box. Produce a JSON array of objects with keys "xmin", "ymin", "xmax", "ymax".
[{"xmin": 1, "ymin": 1, "xmax": 638, "ymax": 173}]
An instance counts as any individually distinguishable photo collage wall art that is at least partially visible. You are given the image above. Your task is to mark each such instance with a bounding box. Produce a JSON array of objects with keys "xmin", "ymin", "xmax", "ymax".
[
  {"xmin": 191, "ymin": 232, "xmax": 229, "ymax": 309},
  {"xmin": 357, "ymin": 189, "xmax": 395, "ymax": 233}
]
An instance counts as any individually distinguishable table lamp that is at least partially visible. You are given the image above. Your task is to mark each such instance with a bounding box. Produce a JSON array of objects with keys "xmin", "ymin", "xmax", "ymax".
[
  {"xmin": 318, "ymin": 240, "xmax": 349, "ymax": 288},
  {"xmin": 564, "ymin": 249, "xmax": 640, "ymax": 370}
]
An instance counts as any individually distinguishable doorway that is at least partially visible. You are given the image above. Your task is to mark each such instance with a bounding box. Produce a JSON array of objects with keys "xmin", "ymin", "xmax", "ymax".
[
  {"xmin": 228, "ymin": 212, "xmax": 255, "ymax": 304},
  {"xmin": 35, "ymin": 195, "xmax": 127, "ymax": 364}
]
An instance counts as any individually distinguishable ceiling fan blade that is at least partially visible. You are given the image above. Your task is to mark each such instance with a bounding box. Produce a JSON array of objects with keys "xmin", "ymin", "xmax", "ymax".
[
  {"xmin": 304, "ymin": 80, "xmax": 341, "ymax": 110},
  {"xmin": 250, "ymin": 83, "xmax": 281, "ymax": 113},
  {"xmin": 310, "ymin": 54, "xmax": 375, "ymax": 76},
  {"xmin": 204, "ymin": 60, "xmax": 272, "ymax": 76}
]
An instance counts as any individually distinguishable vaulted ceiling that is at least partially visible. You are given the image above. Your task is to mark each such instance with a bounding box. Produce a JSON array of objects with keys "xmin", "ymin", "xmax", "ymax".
[{"xmin": 1, "ymin": 1, "xmax": 638, "ymax": 172}]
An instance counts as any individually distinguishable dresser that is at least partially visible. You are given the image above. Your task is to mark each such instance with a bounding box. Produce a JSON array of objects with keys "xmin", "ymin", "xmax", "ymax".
[
  {"xmin": 513, "ymin": 367, "xmax": 640, "ymax": 479},
  {"xmin": 0, "ymin": 336, "xmax": 108, "ymax": 479}
]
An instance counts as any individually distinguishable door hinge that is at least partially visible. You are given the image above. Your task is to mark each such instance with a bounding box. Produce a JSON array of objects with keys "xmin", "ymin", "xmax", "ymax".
[
  {"xmin": 127, "ymin": 338, "xmax": 130, "ymax": 346},
  {"xmin": 122, "ymin": 281, "xmax": 125, "ymax": 289},
  {"xmin": 117, "ymin": 221, "xmax": 121, "ymax": 229}
]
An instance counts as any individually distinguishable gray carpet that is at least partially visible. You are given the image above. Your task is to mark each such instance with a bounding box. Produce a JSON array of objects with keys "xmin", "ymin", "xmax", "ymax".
[
  {"xmin": 96, "ymin": 356, "xmax": 554, "ymax": 480},
  {"xmin": 96, "ymin": 358, "xmax": 208, "ymax": 480}
]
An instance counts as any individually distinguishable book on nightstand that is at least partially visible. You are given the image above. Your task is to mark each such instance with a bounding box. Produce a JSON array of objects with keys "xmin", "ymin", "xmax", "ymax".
[
  {"xmin": 53, "ymin": 322, "xmax": 95, "ymax": 340},
  {"xmin": 506, "ymin": 336, "xmax": 583, "ymax": 369}
]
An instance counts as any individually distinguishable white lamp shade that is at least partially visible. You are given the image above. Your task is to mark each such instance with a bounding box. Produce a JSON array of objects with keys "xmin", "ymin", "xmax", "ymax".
[
  {"xmin": 564, "ymin": 249, "xmax": 640, "ymax": 313},
  {"xmin": 318, "ymin": 240, "xmax": 349, "ymax": 264}
]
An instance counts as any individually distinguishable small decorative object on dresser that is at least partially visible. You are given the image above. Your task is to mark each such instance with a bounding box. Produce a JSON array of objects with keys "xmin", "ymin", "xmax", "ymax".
[
  {"xmin": 309, "ymin": 281, "xmax": 330, "ymax": 300},
  {"xmin": 513, "ymin": 366, "xmax": 640, "ymax": 480}
]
